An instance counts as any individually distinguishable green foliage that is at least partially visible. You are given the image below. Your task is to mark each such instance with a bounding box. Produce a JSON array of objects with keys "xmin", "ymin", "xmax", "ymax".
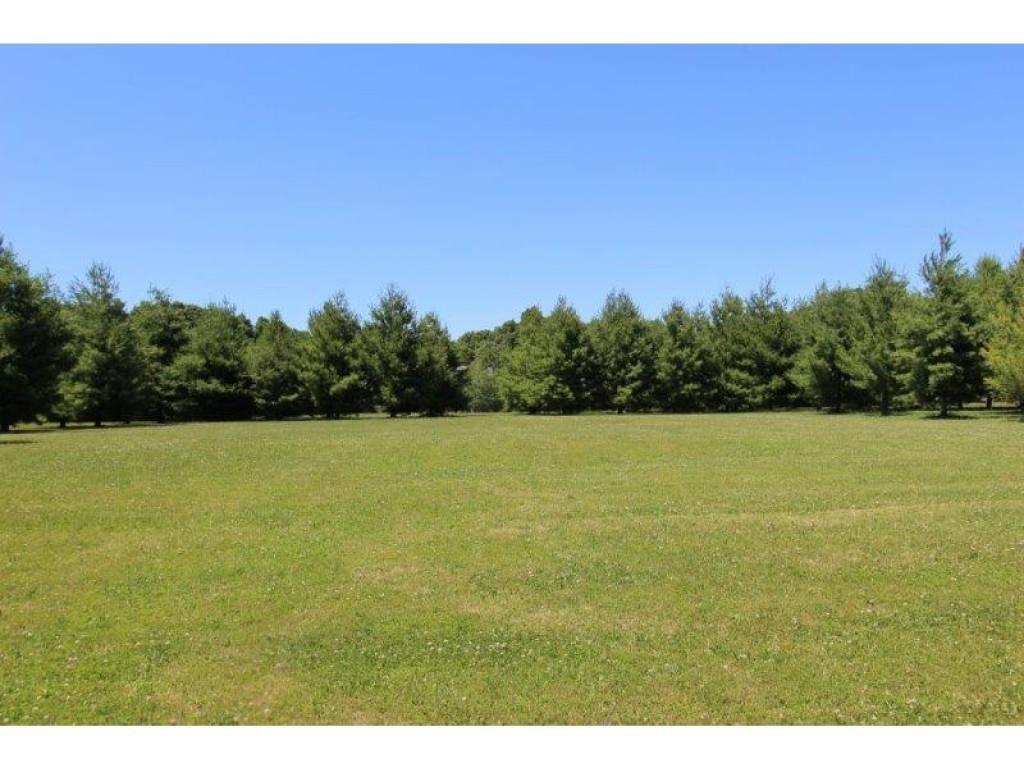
[
  {"xmin": 463, "ymin": 341, "xmax": 504, "ymax": 412},
  {"xmin": 590, "ymin": 291, "xmax": 658, "ymax": 412},
  {"xmin": 458, "ymin": 323, "xmax": 517, "ymax": 412},
  {"xmin": 415, "ymin": 312, "xmax": 464, "ymax": 416},
  {"xmin": 130, "ymin": 289, "xmax": 202, "ymax": 421},
  {"xmin": 61, "ymin": 263, "xmax": 146, "ymax": 426},
  {"xmin": 167, "ymin": 303, "xmax": 254, "ymax": 420},
  {"xmin": 0, "ymin": 237, "xmax": 71, "ymax": 431},
  {"xmin": 706, "ymin": 291, "xmax": 752, "ymax": 410},
  {"xmin": 500, "ymin": 300, "xmax": 595, "ymax": 413},
  {"xmin": 986, "ymin": 248, "xmax": 1024, "ymax": 408},
  {"xmin": 743, "ymin": 281, "xmax": 801, "ymax": 409},
  {"xmin": 303, "ymin": 293, "xmax": 368, "ymax": 417},
  {"xmin": 246, "ymin": 311, "xmax": 309, "ymax": 419},
  {"xmin": 656, "ymin": 302, "xmax": 719, "ymax": 412},
  {"xmin": 909, "ymin": 232, "xmax": 987, "ymax": 416},
  {"xmin": 794, "ymin": 285, "xmax": 870, "ymax": 411},
  {"xmin": 2, "ymin": 229, "xmax": 1014, "ymax": 421},
  {"xmin": 855, "ymin": 262, "xmax": 914, "ymax": 413},
  {"xmin": 359, "ymin": 286, "xmax": 423, "ymax": 416},
  {"xmin": 705, "ymin": 284, "xmax": 799, "ymax": 411}
]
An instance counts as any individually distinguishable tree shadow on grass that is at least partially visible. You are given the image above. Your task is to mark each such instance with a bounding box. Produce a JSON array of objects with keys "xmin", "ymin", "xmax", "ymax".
[
  {"xmin": 981, "ymin": 409, "xmax": 1024, "ymax": 422},
  {"xmin": 3, "ymin": 422, "xmax": 172, "ymax": 437}
]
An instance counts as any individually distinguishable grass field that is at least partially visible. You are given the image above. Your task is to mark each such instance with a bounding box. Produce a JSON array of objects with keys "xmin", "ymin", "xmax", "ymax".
[{"xmin": 2, "ymin": 412, "xmax": 1023, "ymax": 724}]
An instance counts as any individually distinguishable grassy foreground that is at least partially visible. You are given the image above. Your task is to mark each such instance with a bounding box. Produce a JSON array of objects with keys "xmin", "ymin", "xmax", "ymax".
[{"xmin": 2, "ymin": 412, "xmax": 1023, "ymax": 724}]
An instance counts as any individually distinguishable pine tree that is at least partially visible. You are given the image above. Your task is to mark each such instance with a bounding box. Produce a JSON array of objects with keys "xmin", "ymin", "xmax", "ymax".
[
  {"xmin": 590, "ymin": 291, "xmax": 657, "ymax": 412},
  {"xmin": 971, "ymin": 255, "xmax": 1011, "ymax": 407},
  {"xmin": 499, "ymin": 307, "xmax": 549, "ymax": 413},
  {"xmin": 795, "ymin": 285, "xmax": 869, "ymax": 411},
  {"xmin": 130, "ymin": 289, "xmax": 201, "ymax": 421},
  {"xmin": 500, "ymin": 300, "xmax": 595, "ymax": 413},
  {"xmin": 246, "ymin": 311, "xmax": 308, "ymax": 418},
  {"xmin": 707, "ymin": 291, "xmax": 753, "ymax": 410},
  {"xmin": 360, "ymin": 286, "xmax": 422, "ymax": 416},
  {"xmin": 987, "ymin": 247, "xmax": 1024, "ymax": 409},
  {"xmin": 0, "ymin": 237, "xmax": 71, "ymax": 431},
  {"xmin": 909, "ymin": 232, "xmax": 987, "ymax": 416},
  {"xmin": 656, "ymin": 302, "xmax": 719, "ymax": 412},
  {"xmin": 303, "ymin": 293, "xmax": 368, "ymax": 417},
  {"xmin": 415, "ymin": 312, "xmax": 464, "ymax": 416},
  {"xmin": 62, "ymin": 263, "xmax": 146, "ymax": 426},
  {"xmin": 744, "ymin": 281, "xmax": 800, "ymax": 409},
  {"xmin": 167, "ymin": 303, "xmax": 254, "ymax": 420},
  {"xmin": 855, "ymin": 262, "xmax": 913, "ymax": 414}
]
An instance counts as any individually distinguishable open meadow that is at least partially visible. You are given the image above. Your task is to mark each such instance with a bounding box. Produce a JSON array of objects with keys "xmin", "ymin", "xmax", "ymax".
[{"xmin": 2, "ymin": 412, "xmax": 1023, "ymax": 724}]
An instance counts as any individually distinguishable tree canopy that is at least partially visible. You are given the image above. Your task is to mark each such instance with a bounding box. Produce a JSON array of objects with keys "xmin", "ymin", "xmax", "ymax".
[
  {"xmin": 0, "ymin": 238, "xmax": 70, "ymax": 431},
  {"xmin": 3, "ymin": 230, "xmax": 1024, "ymax": 428}
]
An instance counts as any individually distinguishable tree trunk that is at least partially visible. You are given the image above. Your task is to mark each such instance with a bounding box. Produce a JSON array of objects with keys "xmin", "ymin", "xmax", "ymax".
[
  {"xmin": 59, "ymin": 419, "xmax": 67, "ymax": 429},
  {"xmin": 0, "ymin": 422, "xmax": 9, "ymax": 433},
  {"xmin": 94, "ymin": 419, "xmax": 102, "ymax": 428},
  {"xmin": 986, "ymin": 395, "xmax": 993, "ymax": 409}
]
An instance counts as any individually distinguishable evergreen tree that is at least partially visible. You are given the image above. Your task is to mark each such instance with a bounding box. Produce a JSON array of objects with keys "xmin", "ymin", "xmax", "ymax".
[
  {"xmin": 360, "ymin": 286, "xmax": 422, "ymax": 416},
  {"xmin": 62, "ymin": 263, "xmax": 146, "ymax": 426},
  {"xmin": 855, "ymin": 262, "xmax": 913, "ymax": 414},
  {"xmin": 0, "ymin": 237, "xmax": 71, "ymax": 431},
  {"xmin": 795, "ymin": 285, "xmax": 869, "ymax": 411},
  {"xmin": 909, "ymin": 232, "xmax": 987, "ymax": 416},
  {"xmin": 246, "ymin": 311, "xmax": 308, "ymax": 418},
  {"xmin": 971, "ymin": 255, "xmax": 1011, "ymax": 406},
  {"xmin": 499, "ymin": 307, "xmax": 550, "ymax": 413},
  {"xmin": 303, "ymin": 293, "xmax": 367, "ymax": 418},
  {"xmin": 987, "ymin": 247, "xmax": 1024, "ymax": 409},
  {"xmin": 707, "ymin": 290, "xmax": 759, "ymax": 411},
  {"xmin": 130, "ymin": 289, "xmax": 201, "ymax": 421},
  {"xmin": 500, "ymin": 300, "xmax": 595, "ymax": 413},
  {"xmin": 167, "ymin": 302, "xmax": 254, "ymax": 420},
  {"xmin": 744, "ymin": 281, "xmax": 800, "ymax": 409},
  {"xmin": 656, "ymin": 302, "xmax": 719, "ymax": 412},
  {"xmin": 590, "ymin": 291, "xmax": 658, "ymax": 412},
  {"xmin": 703, "ymin": 283, "xmax": 799, "ymax": 411},
  {"xmin": 415, "ymin": 312, "xmax": 464, "ymax": 415}
]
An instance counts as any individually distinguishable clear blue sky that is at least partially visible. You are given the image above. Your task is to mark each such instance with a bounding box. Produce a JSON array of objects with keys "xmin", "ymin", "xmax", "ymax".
[{"xmin": 2, "ymin": 45, "xmax": 1023, "ymax": 335}]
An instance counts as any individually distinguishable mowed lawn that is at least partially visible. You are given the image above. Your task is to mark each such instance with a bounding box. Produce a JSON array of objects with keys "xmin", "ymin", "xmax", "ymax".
[{"xmin": 2, "ymin": 412, "xmax": 1023, "ymax": 724}]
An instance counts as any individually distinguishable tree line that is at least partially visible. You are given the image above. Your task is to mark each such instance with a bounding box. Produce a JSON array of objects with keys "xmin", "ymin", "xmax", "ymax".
[{"xmin": 3, "ymin": 230, "xmax": 1024, "ymax": 431}]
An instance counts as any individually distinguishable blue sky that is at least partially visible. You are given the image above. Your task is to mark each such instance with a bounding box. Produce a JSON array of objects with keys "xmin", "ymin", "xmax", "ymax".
[{"xmin": 2, "ymin": 45, "xmax": 1023, "ymax": 335}]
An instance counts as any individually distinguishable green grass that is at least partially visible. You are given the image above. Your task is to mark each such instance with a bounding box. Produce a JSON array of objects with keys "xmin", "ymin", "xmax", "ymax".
[{"xmin": 2, "ymin": 411, "xmax": 1024, "ymax": 724}]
